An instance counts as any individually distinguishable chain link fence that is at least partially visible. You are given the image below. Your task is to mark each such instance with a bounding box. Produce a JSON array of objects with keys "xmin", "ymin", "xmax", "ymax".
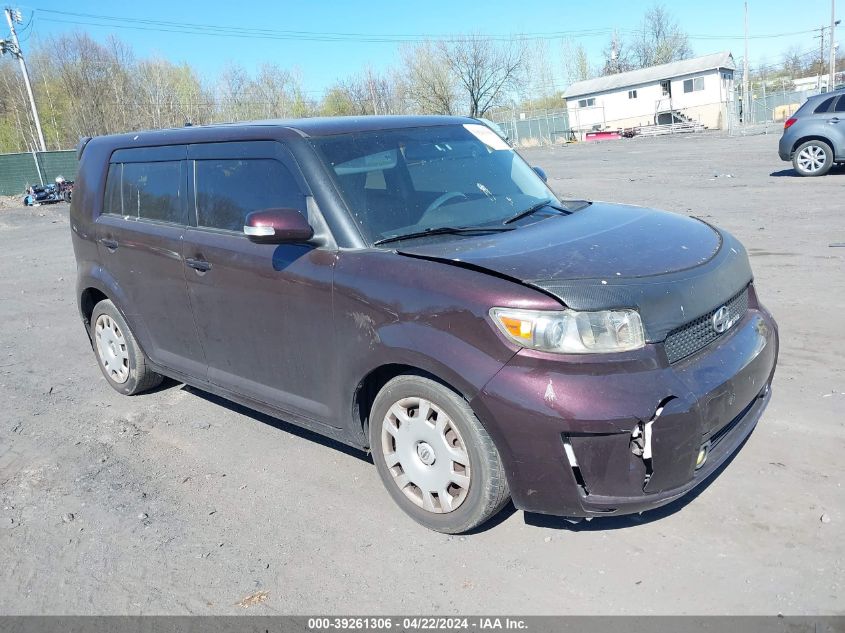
[
  {"xmin": 489, "ymin": 110, "xmax": 573, "ymax": 147},
  {"xmin": 728, "ymin": 87, "xmax": 817, "ymax": 136},
  {"xmin": 490, "ymin": 84, "xmax": 822, "ymax": 143}
]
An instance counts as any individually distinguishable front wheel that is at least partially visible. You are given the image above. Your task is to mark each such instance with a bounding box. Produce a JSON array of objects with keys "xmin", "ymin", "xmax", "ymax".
[
  {"xmin": 792, "ymin": 140, "xmax": 834, "ymax": 176},
  {"xmin": 370, "ymin": 375, "xmax": 510, "ymax": 533}
]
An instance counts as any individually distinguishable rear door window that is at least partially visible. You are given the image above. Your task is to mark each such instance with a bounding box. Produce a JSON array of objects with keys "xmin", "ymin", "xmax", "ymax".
[
  {"xmin": 121, "ymin": 162, "xmax": 183, "ymax": 223},
  {"xmin": 834, "ymin": 96, "xmax": 845, "ymax": 113},
  {"xmin": 193, "ymin": 159, "xmax": 305, "ymax": 232}
]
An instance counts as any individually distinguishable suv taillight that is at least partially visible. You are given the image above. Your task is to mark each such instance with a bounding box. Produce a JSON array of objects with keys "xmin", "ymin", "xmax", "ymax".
[{"xmin": 784, "ymin": 117, "xmax": 797, "ymax": 130}]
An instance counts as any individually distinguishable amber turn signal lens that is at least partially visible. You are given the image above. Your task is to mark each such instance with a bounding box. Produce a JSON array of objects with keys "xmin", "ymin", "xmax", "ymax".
[{"xmin": 499, "ymin": 316, "xmax": 532, "ymax": 339}]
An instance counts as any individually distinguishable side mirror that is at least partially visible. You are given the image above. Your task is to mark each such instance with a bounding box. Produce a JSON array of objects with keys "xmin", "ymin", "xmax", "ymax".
[
  {"xmin": 532, "ymin": 166, "xmax": 548, "ymax": 183},
  {"xmin": 244, "ymin": 208, "xmax": 314, "ymax": 244}
]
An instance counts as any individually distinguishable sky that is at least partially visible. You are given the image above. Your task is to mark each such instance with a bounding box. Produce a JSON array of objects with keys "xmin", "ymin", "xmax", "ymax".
[{"xmin": 9, "ymin": 0, "xmax": 842, "ymax": 95}]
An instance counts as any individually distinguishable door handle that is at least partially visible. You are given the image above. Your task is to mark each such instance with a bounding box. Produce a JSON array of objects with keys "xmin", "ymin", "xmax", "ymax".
[
  {"xmin": 185, "ymin": 257, "xmax": 212, "ymax": 272},
  {"xmin": 829, "ymin": 117, "xmax": 841, "ymax": 123},
  {"xmin": 99, "ymin": 238, "xmax": 118, "ymax": 250}
]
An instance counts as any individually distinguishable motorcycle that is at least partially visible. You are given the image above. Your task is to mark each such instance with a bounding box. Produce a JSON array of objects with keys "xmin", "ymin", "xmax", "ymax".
[{"xmin": 23, "ymin": 176, "xmax": 74, "ymax": 206}]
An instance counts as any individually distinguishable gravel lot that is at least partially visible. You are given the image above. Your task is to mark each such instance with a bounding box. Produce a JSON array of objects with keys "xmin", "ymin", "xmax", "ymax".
[{"xmin": 0, "ymin": 132, "xmax": 842, "ymax": 615}]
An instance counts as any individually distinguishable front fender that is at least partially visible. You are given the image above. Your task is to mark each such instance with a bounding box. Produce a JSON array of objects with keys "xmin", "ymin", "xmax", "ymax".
[{"xmin": 331, "ymin": 249, "xmax": 560, "ymax": 441}]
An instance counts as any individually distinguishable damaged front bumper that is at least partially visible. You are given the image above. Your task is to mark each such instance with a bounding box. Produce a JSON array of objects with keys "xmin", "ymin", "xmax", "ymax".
[{"xmin": 471, "ymin": 289, "xmax": 779, "ymax": 518}]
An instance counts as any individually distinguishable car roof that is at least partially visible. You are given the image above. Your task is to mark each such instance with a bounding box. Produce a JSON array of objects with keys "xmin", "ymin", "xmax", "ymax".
[
  {"xmin": 259, "ymin": 114, "xmax": 479, "ymax": 136},
  {"xmin": 85, "ymin": 115, "xmax": 480, "ymax": 151},
  {"xmin": 806, "ymin": 87, "xmax": 845, "ymax": 102}
]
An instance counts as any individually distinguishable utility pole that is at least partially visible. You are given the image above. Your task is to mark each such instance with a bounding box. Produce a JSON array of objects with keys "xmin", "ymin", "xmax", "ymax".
[
  {"xmin": 818, "ymin": 25, "xmax": 826, "ymax": 90},
  {"xmin": 743, "ymin": 2, "xmax": 749, "ymax": 123},
  {"xmin": 830, "ymin": 0, "xmax": 838, "ymax": 91},
  {"xmin": 2, "ymin": 7, "xmax": 46, "ymax": 151}
]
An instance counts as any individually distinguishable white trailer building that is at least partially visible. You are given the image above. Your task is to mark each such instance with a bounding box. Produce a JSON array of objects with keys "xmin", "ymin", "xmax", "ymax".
[{"xmin": 564, "ymin": 52, "xmax": 736, "ymax": 133}]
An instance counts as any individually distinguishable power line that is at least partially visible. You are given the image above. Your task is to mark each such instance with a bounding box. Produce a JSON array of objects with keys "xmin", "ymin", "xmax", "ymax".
[{"xmin": 31, "ymin": 7, "xmax": 828, "ymax": 44}]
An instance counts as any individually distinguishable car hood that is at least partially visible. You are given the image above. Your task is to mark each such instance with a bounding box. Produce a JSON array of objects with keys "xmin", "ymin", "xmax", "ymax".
[{"xmin": 397, "ymin": 202, "xmax": 754, "ymax": 342}]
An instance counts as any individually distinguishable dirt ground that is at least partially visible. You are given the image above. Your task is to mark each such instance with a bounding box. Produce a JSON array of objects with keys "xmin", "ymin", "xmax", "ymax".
[{"xmin": 0, "ymin": 132, "xmax": 842, "ymax": 615}]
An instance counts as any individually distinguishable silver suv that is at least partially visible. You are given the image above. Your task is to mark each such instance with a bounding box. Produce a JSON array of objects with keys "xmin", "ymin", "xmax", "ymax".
[{"xmin": 779, "ymin": 87, "xmax": 845, "ymax": 176}]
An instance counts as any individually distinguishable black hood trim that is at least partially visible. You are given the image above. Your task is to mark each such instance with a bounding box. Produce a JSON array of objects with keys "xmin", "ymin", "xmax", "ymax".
[
  {"xmin": 397, "ymin": 251, "xmax": 567, "ymax": 304},
  {"xmin": 528, "ymin": 229, "xmax": 753, "ymax": 342}
]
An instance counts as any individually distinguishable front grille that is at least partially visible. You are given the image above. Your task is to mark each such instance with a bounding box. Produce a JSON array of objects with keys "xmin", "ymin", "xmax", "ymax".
[{"xmin": 664, "ymin": 287, "xmax": 749, "ymax": 363}]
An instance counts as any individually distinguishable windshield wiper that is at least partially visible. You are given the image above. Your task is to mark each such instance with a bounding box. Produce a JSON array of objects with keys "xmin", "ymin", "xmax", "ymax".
[
  {"xmin": 373, "ymin": 225, "xmax": 514, "ymax": 246},
  {"xmin": 503, "ymin": 199, "xmax": 571, "ymax": 225}
]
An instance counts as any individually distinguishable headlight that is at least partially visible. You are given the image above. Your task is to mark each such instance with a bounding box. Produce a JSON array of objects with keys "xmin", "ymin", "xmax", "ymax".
[{"xmin": 489, "ymin": 307, "xmax": 645, "ymax": 354}]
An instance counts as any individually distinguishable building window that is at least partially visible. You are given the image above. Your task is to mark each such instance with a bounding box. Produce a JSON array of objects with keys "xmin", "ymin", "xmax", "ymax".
[
  {"xmin": 660, "ymin": 80, "xmax": 671, "ymax": 97},
  {"xmin": 683, "ymin": 76, "xmax": 705, "ymax": 93},
  {"xmin": 577, "ymin": 98, "xmax": 595, "ymax": 107},
  {"xmin": 628, "ymin": 90, "xmax": 638, "ymax": 99}
]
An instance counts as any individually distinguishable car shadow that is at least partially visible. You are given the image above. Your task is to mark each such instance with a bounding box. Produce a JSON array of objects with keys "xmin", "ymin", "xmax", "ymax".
[
  {"xmin": 771, "ymin": 164, "xmax": 845, "ymax": 177},
  {"xmin": 522, "ymin": 430, "xmax": 755, "ymax": 533},
  {"xmin": 178, "ymin": 383, "xmax": 373, "ymax": 464},
  {"xmin": 155, "ymin": 380, "xmax": 755, "ymax": 535}
]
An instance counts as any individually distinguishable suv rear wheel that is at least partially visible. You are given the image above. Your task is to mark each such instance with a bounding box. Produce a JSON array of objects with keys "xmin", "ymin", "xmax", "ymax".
[
  {"xmin": 793, "ymin": 139, "xmax": 834, "ymax": 176},
  {"xmin": 90, "ymin": 299, "xmax": 163, "ymax": 395},
  {"xmin": 370, "ymin": 375, "xmax": 510, "ymax": 533}
]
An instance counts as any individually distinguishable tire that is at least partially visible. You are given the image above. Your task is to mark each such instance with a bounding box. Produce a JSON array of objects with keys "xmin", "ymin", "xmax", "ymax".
[
  {"xmin": 369, "ymin": 375, "xmax": 510, "ymax": 533},
  {"xmin": 90, "ymin": 299, "xmax": 163, "ymax": 395},
  {"xmin": 792, "ymin": 140, "xmax": 834, "ymax": 176}
]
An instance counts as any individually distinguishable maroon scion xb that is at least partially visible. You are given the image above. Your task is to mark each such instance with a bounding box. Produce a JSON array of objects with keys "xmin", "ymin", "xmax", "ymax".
[{"xmin": 70, "ymin": 116, "xmax": 778, "ymax": 533}]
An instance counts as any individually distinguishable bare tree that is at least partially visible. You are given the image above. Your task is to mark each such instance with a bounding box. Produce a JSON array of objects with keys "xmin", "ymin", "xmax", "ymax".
[
  {"xmin": 436, "ymin": 36, "xmax": 526, "ymax": 117},
  {"xmin": 631, "ymin": 4, "xmax": 692, "ymax": 68},
  {"xmin": 251, "ymin": 63, "xmax": 308, "ymax": 119},
  {"xmin": 782, "ymin": 46, "xmax": 807, "ymax": 77},
  {"xmin": 0, "ymin": 59, "xmax": 34, "ymax": 151},
  {"xmin": 522, "ymin": 40, "xmax": 560, "ymax": 107},
  {"xmin": 319, "ymin": 85, "xmax": 358, "ymax": 116},
  {"xmin": 601, "ymin": 30, "xmax": 635, "ymax": 75},
  {"xmin": 561, "ymin": 38, "xmax": 592, "ymax": 84},
  {"xmin": 43, "ymin": 33, "xmax": 138, "ymax": 141},
  {"xmin": 401, "ymin": 42, "xmax": 457, "ymax": 114},
  {"xmin": 216, "ymin": 63, "xmax": 258, "ymax": 122}
]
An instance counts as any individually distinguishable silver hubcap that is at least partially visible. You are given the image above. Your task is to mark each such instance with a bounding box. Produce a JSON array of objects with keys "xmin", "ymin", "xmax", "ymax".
[
  {"xmin": 381, "ymin": 397, "xmax": 471, "ymax": 514},
  {"xmin": 94, "ymin": 314, "xmax": 130, "ymax": 383},
  {"xmin": 797, "ymin": 145, "xmax": 826, "ymax": 172}
]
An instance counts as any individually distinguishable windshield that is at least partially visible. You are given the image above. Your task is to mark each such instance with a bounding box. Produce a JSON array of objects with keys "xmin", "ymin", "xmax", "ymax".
[{"xmin": 310, "ymin": 124, "xmax": 559, "ymax": 244}]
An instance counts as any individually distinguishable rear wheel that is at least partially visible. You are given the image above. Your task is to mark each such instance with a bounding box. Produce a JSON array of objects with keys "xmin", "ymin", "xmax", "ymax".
[
  {"xmin": 792, "ymin": 140, "xmax": 833, "ymax": 176},
  {"xmin": 90, "ymin": 299, "xmax": 163, "ymax": 395},
  {"xmin": 369, "ymin": 375, "xmax": 510, "ymax": 533}
]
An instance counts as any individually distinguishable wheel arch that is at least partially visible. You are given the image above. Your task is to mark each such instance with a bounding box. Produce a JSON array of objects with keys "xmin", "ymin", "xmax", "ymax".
[
  {"xmin": 353, "ymin": 363, "xmax": 473, "ymax": 448},
  {"xmin": 77, "ymin": 277, "xmax": 148, "ymax": 359},
  {"xmin": 80, "ymin": 287, "xmax": 109, "ymax": 329},
  {"xmin": 791, "ymin": 135, "xmax": 834, "ymax": 155}
]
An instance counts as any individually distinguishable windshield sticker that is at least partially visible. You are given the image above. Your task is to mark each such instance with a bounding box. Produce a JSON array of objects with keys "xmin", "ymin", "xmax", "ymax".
[{"xmin": 463, "ymin": 124, "xmax": 510, "ymax": 151}]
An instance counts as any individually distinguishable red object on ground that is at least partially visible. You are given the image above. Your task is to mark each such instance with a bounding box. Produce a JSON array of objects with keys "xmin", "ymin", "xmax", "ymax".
[{"xmin": 584, "ymin": 131, "xmax": 622, "ymax": 142}]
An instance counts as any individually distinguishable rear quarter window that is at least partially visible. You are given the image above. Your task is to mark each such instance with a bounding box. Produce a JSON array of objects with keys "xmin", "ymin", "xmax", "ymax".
[{"xmin": 814, "ymin": 96, "xmax": 836, "ymax": 113}]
